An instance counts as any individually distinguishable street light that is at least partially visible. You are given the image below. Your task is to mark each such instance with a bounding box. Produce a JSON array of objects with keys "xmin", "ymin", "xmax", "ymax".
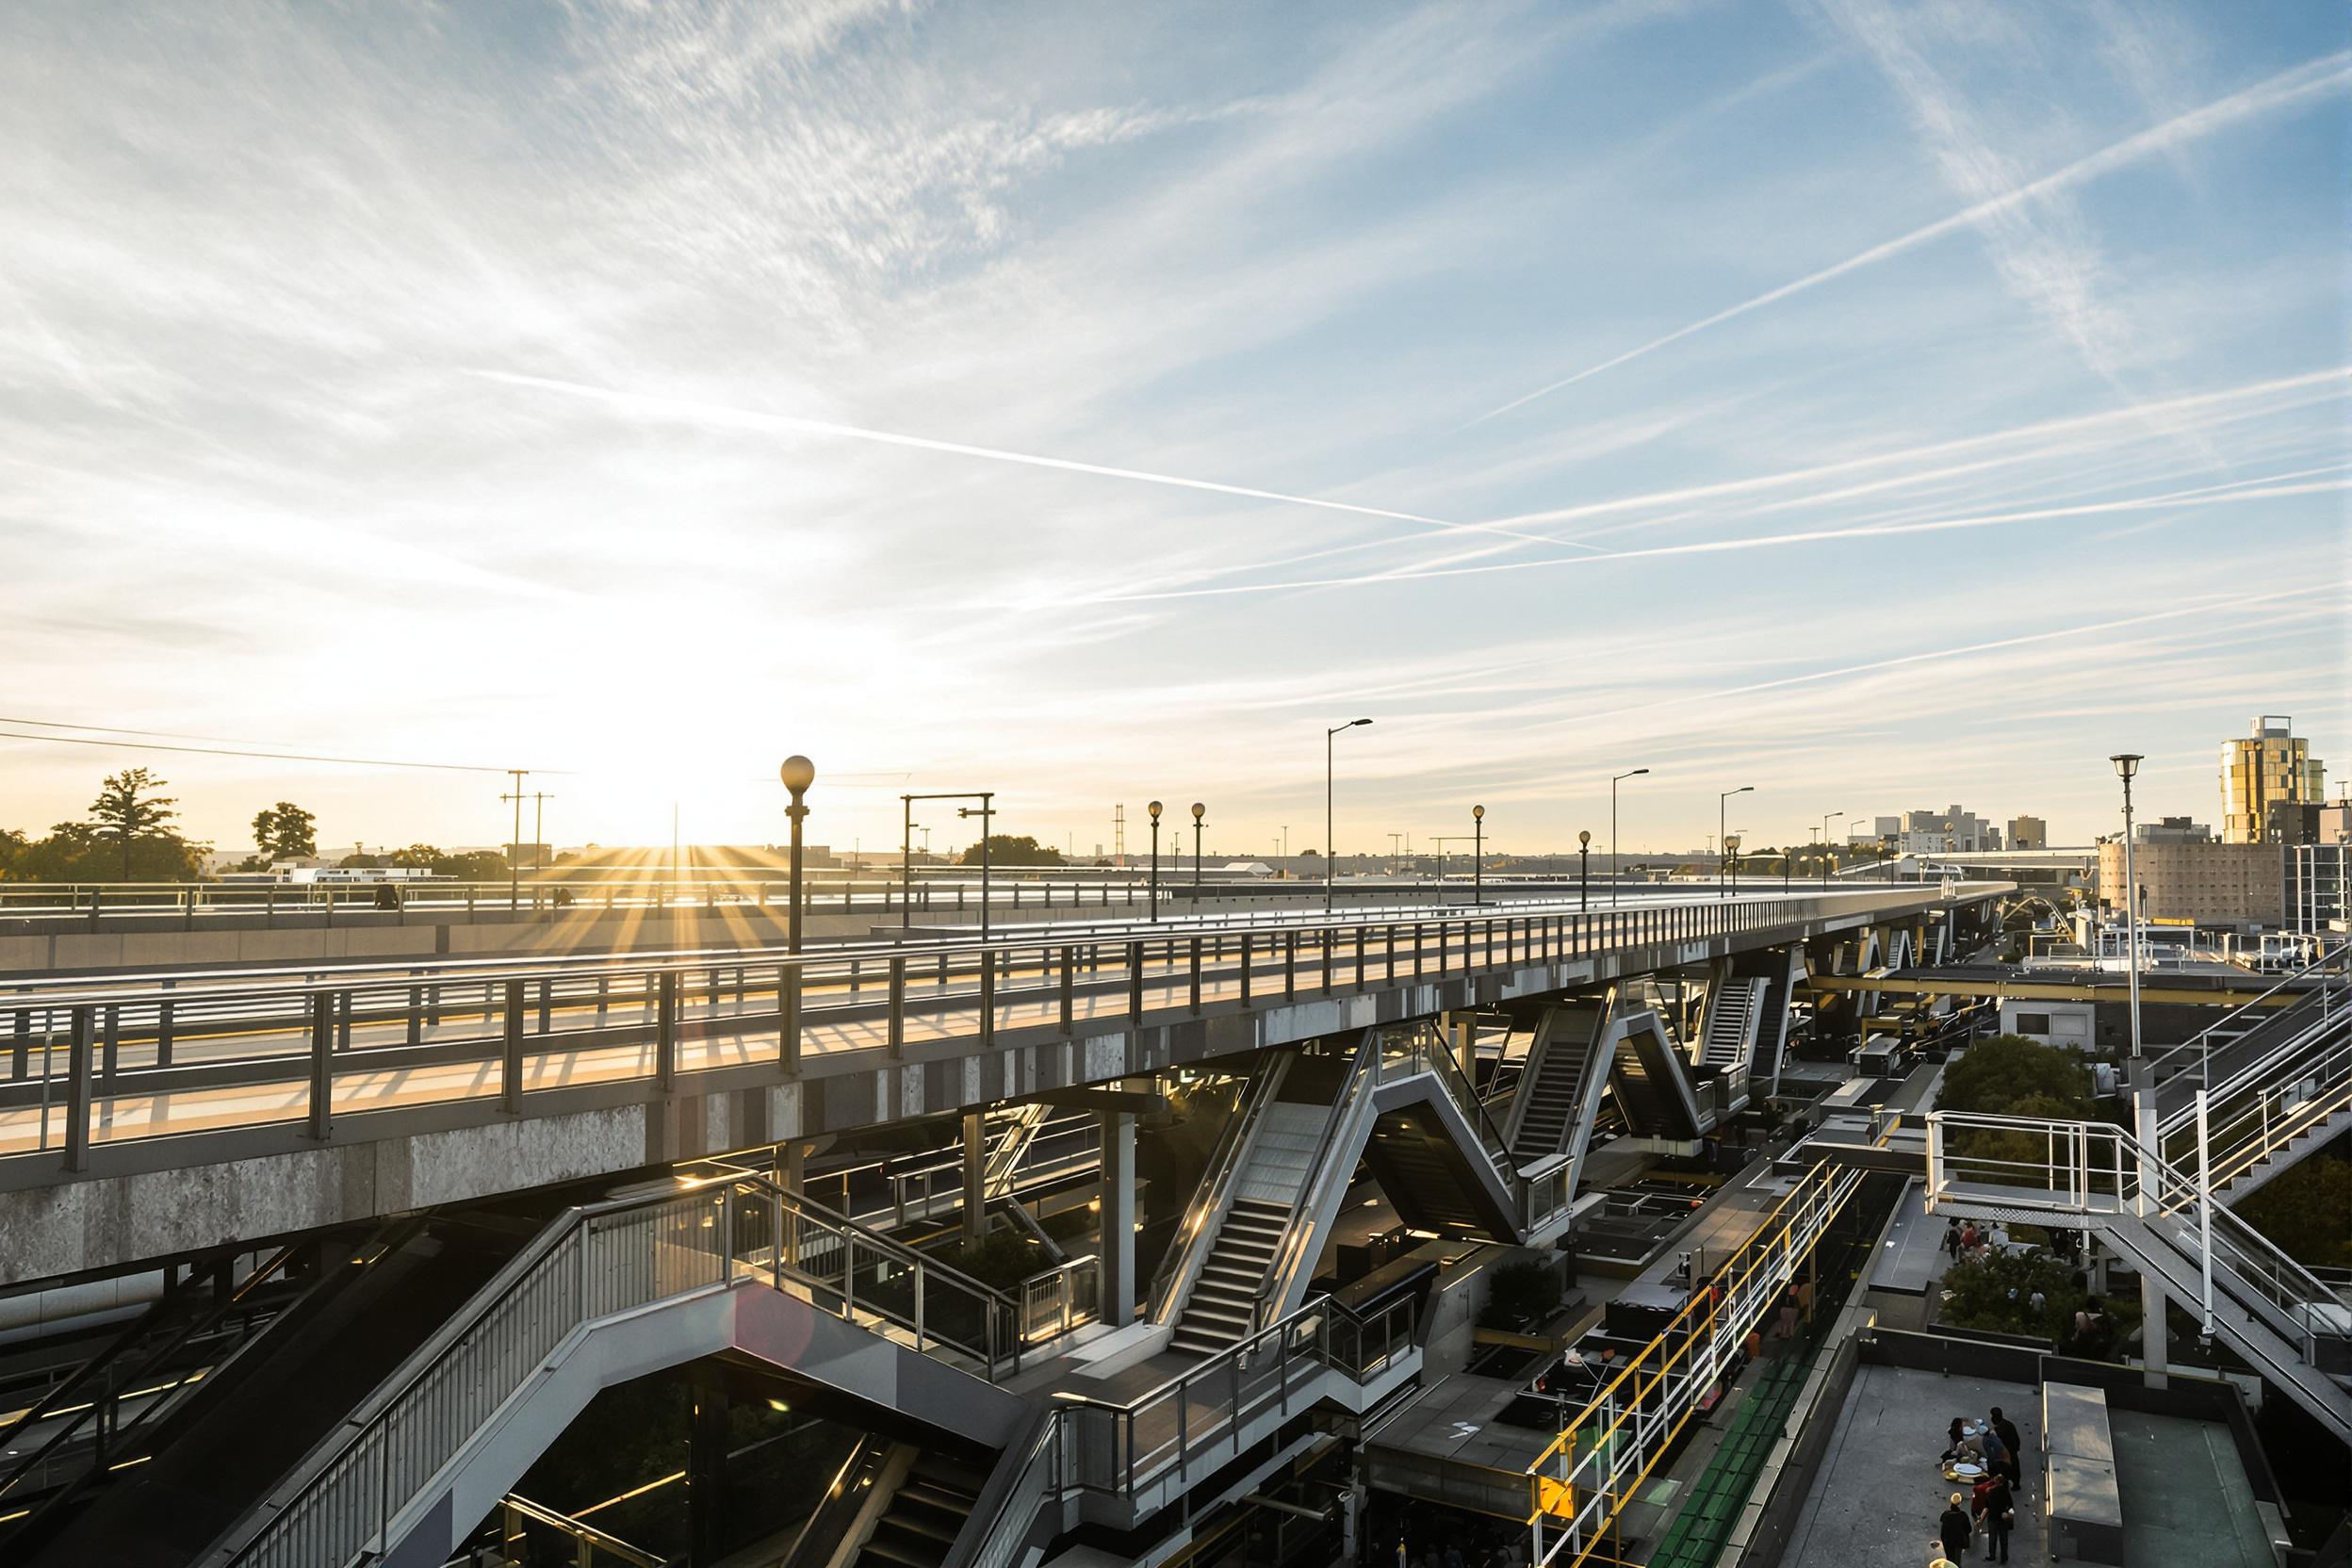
[
  {"xmin": 1611, "ymin": 768, "xmax": 1649, "ymax": 906},
  {"xmin": 1577, "ymin": 829, "xmax": 1592, "ymax": 910},
  {"xmin": 1720, "ymin": 786, "xmax": 1754, "ymax": 896},
  {"xmin": 1472, "ymin": 805, "xmax": 1485, "ymax": 906},
  {"xmin": 1822, "ymin": 810, "xmax": 1851, "ymax": 888},
  {"xmin": 1191, "ymin": 802, "xmax": 1205, "ymax": 898},
  {"xmin": 1148, "ymin": 800, "xmax": 1164, "ymax": 923},
  {"xmin": 2112, "ymin": 754, "xmax": 2144, "ymax": 1059},
  {"xmin": 906, "ymin": 789, "xmax": 995, "ymax": 937},
  {"xmin": 1326, "ymin": 719, "xmax": 1373, "ymax": 909},
  {"xmin": 778, "ymin": 755, "xmax": 815, "ymax": 953}
]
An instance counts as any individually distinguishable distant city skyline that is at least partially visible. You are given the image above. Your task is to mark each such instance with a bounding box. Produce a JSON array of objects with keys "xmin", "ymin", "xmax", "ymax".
[{"xmin": 4, "ymin": 2, "xmax": 2344, "ymax": 863}]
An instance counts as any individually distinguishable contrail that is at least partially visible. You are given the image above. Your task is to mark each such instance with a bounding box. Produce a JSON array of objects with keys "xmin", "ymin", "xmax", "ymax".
[
  {"xmin": 1513, "ymin": 581, "xmax": 2347, "ymax": 736},
  {"xmin": 1079, "ymin": 475, "xmax": 2350, "ymax": 603},
  {"xmin": 1468, "ymin": 51, "xmax": 2352, "ymax": 424},
  {"xmin": 470, "ymin": 369, "xmax": 1593, "ymax": 552}
]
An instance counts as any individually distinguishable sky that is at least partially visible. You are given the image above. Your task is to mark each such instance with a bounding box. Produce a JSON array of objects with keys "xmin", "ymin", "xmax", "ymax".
[{"xmin": 3, "ymin": 0, "xmax": 2346, "ymax": 865}]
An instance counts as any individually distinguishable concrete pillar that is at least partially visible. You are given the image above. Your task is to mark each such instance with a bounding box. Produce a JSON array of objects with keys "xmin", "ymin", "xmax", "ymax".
[
  {"xmin": 962, "ymin": 1110, "xmax": 987, "ymax": 1247},
  {"xmin": 1100, "ymin": 1110, "xmax": 1136, "ymax": 1327}
]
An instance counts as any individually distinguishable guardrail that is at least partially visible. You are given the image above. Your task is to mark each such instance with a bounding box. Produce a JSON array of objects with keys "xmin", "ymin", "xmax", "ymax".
[
  {"xmin": 2145, "ymin": 940, "xmax": 2349, "ymax": 1083},
  {"xmin": 1, "ymin": 874, "xmax": 1875, "ymax": 933},
  {"xmin": 1525, "ymin": 1157, "xmax": 1869, "ymax": 1567},
  {"xmin": 2, "ymin": 886, "xmax": 1994, "ymax": 1178},
  {"xmin": 1924, "ymin": 1111, "xmax": 2351, "ymax": 1379},
  {"xmin": 218, "ymin": 1172, "xmax": 1089, "ymax": 1568}
]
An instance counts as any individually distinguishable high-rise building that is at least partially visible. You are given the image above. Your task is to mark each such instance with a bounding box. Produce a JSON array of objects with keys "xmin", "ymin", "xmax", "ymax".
[
  {"xmin": 2221, "ymin": 715, "xmax": 2326, "ymax": 844},
  {"xmin": 2007, "ymin": 814, "xmax": 2048, "ymax": 850}
]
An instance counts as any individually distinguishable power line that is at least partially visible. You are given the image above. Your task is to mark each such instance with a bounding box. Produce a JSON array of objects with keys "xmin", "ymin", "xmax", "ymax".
[
  {"xmin": 0, "ymin": 715, "xmax": 293, "ymax": 746},
  {"xmin": 0, "ymin": 729, "xmax": 543, "ymax": 774}
]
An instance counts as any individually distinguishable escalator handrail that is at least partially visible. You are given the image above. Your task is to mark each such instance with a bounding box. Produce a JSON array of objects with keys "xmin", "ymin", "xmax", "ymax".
[
  {"xmin": 1145, "ymin": 1054, "xmax": 1288, "ymax": 1323},
  {"xmin": 202, "ymin": 1175, "xmax": 1021, "ymax": 1568}
]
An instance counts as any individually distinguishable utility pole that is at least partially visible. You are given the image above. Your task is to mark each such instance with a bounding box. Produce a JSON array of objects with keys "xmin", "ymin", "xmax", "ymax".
[{"xmin": 501, "ymin": 769, "xmax": 529, "ymax": 911}]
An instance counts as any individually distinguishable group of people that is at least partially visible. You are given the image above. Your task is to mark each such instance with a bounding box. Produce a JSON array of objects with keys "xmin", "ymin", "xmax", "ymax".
[
  {"xmin": 1929, "ymin": 1407, "xmax": 2024, "ymax": 1565},
  {"xmin": 1938, "ymin": 1217, "xmax": 2011, "ymax": 1266}
]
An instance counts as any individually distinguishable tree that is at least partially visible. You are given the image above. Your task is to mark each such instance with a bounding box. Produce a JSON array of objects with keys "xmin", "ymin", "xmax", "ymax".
[
  {"xmin": 1936, "ymin": 1034, "xmax": 2095, "ymax": 1119},
  {"xmin": 2232, "ymin": 1156, "xmax": 2352, "ymax": 1269},
  {"xmin": 15, "ymin": 819, "xmax": 204, "ymax": 882},
  {"xmin": 0, "ymin": 826, "xmax": 25, "ymax": 880},
  {"xmin": 957, "ymin": 835, "xmax": 1063, "ymax": 867},
  {"xmin": 252, "ymin": 801, "xmax": 318, "ymax": 861},
  {"xmin": 89, "ymin": 768, "xmax": 180, "ymax": 881}
]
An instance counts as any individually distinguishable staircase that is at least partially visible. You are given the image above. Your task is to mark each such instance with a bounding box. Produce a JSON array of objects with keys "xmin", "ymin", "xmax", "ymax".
[
  {"xmin": 1363, "ymin": 1112, "xmax": 1494, "ymax": 1238},
  {"xmin": 2152, "ymin": 957, "xmax": 2351, "ymax": 1200},
  {"xmin": 1928, "ymin": 1111, "xmax": 2352, "ymax": 1440},
  {"xmin": 1698, "ymin": 980, "xmax": 1763, "ymax": 1072},
  {"xmin": 852, "ymin": 1449, "xmax": 988, "ymax": 1568},
  {"xmin": 1170, "ymin": 1197, "xmax": 1292, "ymax": 1357},
  {"xmin": 1509, "ymin": 1002, "xmax": 1608, "ymax": 1165}
]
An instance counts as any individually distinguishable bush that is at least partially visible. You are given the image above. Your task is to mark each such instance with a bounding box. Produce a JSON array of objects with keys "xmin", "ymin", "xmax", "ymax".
[{"xmin": 1478, "ymin": 1258, "xmax": 1562, "ymax": 1331}]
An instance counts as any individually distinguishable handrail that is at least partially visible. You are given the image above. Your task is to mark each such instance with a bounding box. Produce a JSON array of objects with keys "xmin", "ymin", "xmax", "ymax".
[
  {"xmin": 1391, "ymin": 1023, "xmax": 1517, "ymax": 1176},
  {"xmin": 2, "ymin": 883, "xmax": 2002, "ymax": 1011},
  {"xmin": 1926, "ymin": 1111, "xmax": 2352, "ymax": 1344},
  {"xmin": 208, "ymin": 1174, "xmax": 1033, "ymax": 1568},
  {"xmin": 2145, "ymin": 940, "xmax": 2349, "ymax": 1081},
  {"xmin": 1147, "ymin": 1056, "xmax": 1287, "ymax": 1323},
  {"xmin": 1253, "ymin": 1037, "xmax": 1380, "ymax": 1330},
  {"xmin": 498, "ymin": 1493, "xmax": 666, "ymax": 1568}
]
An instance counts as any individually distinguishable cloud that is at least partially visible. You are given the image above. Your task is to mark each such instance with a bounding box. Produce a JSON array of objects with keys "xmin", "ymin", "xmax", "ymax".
[{"xmin": 1466, "ymin": 46, "xmax": 2350, "ymax": 422}]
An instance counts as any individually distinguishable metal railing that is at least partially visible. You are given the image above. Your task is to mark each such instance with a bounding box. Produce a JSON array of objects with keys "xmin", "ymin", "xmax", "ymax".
[
  {"xmin": 218, "ymin": 1173, "xmax": 1088, "ymax": 1568},
  {"xmin": 496, "ymin": 1493, "xmax": 666, "ymax": 1568},
  {"xmin": 1146, "ymin": 1057, "xmax": 1288, "ymax": 1325},
  {"xmin": 1062, "ymin": 1290, "xmax": 1417, "ymax": 1499},
  {"xmin": 1924, "ymin": 1111, "xmax": 2352, "ymax": 1389},
  {"xmin": 2, "ymin": 886, "xmax": 1993, "ymax": 1176},
  {"xmin": 2158, "ymin": 990, "xmax": 2352, "ymax": 1191},
  {"xmin": 2145, "ymin": 940, "xmax": 2349, "ymax": 1083},
  {"xmin": 1525, "ymin": 1157, "xmax": 1869, "ymax": 1567}
]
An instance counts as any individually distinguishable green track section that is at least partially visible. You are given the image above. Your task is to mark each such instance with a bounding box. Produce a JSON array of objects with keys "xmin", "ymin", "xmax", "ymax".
[
  {"xmin": 1644, "ymin": 1212, "xmax": 1883, "ymax": 1568},
  {"xmin": 1644, "ymin": 1347, "xmax": 1814, "ymax": 1568}
]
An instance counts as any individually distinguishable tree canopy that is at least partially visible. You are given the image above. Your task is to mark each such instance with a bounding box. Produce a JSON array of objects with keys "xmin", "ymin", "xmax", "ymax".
[
  {"xmin": 957, "ymin": 834, "xmax": 1062, "ymax": 867},
  {"xmin": 1935, "ymin": 1034, "xmax": 2096, "ymax": 1119},
  {"xmin": 90, "ymin": 768, "xmax": 181, "ymax": 880},
  {"xmin": 252, "ymin": 801, "xmax": 318, "ymax": 860},
  {"xmin": 2233, "ymin": 1156, "xmax": 2352, "ymax": 1269}
]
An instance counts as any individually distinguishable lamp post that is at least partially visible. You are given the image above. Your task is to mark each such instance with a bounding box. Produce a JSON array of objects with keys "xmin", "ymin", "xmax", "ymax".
[
  {"xmin": 1326, "ymin": 719, "xmax": 1373, "ymax": 910},
  {"xmin": 1822, "ymin": 810, "xmax": 1849, "ymax": 888},
  {"xmin": 1720, "ymin": 786, "xmax": 1754, "ymax": 896},
  {"xmin": 1190, "ymin": 802, "xmax": 1205, "ymax": 898},
  {"xmin": 1578, "ymin": 829, "xmax": 1592, "ymax": 910},
  {"xmin": 2112, "ymin": 754, "xmax": 2144, "ymax": 1059},
  {"xmin": 905, "ymin": 789, "xmax": 994, "ymax": 938},
  {"xmin": 1148, "ymin": 800, "xmax": 1163, "ymax": 922},
  {"xmin": 778, "ymin": 755, "xmax": 815, "ymax": 953},
  {"xmin": 1610, "ymin": 768, "xmax": 1649, "ymax": 907},
  {"xmin": 1472, "ymin": 805, "xmax": 1485, "ymax": 906}
]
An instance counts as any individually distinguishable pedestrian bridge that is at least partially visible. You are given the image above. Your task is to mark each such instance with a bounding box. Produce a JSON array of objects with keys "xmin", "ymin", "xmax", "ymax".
[{"xmin": 0, "ymin": 884, "xmax": 2003, "ymax": 1284}]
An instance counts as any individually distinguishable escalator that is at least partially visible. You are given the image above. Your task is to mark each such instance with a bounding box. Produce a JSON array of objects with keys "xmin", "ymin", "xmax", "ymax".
[{"xmin": 8, "ymin": 1213, "xmax": 534, "ymax": 1568}]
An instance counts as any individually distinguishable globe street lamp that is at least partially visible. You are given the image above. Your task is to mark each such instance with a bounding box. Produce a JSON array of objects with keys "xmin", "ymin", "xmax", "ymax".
[
  {"xmin": 1577, "ymin": 829, "xmax": 1592, "ymax": 910},
  {"xmin": 1191, "ymin": 802, "xmax": 1206, "ymax": 898},
  {"xmin": 1148, "ymin": 800, "xmax": 1164, "ymax": 923},
  {"xmin": 1472, "ymin": 805, "xmax": 1486, "ymax": 906},
  {"xmin": 778, "ymin": 755, "xmax": 815, "ymax": 953},
  {"xmin": 1720, "ymin": 786, "xmax": 1754, "ymax": 896},
  {"xmin": 1326, "ymin": 719, "xmax": 1373, "ymax": 910},
  {"xmin": 1611, "ymin": 768, "xmax": 1648, "ymax": 906}
]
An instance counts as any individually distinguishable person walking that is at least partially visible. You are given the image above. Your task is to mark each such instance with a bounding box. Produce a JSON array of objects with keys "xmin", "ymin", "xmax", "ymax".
[
  {"xmin": 1976, "ymin": 1474, "xmax": 2016, "ymax": 1562},
  {"xmin": 1938, "ymin": 1493, "xmax": 1973, "ymax": 1564},
  {"xmin": 1988, "ymin": 1407, "xmax": 2023, "ymax": 1489}
]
